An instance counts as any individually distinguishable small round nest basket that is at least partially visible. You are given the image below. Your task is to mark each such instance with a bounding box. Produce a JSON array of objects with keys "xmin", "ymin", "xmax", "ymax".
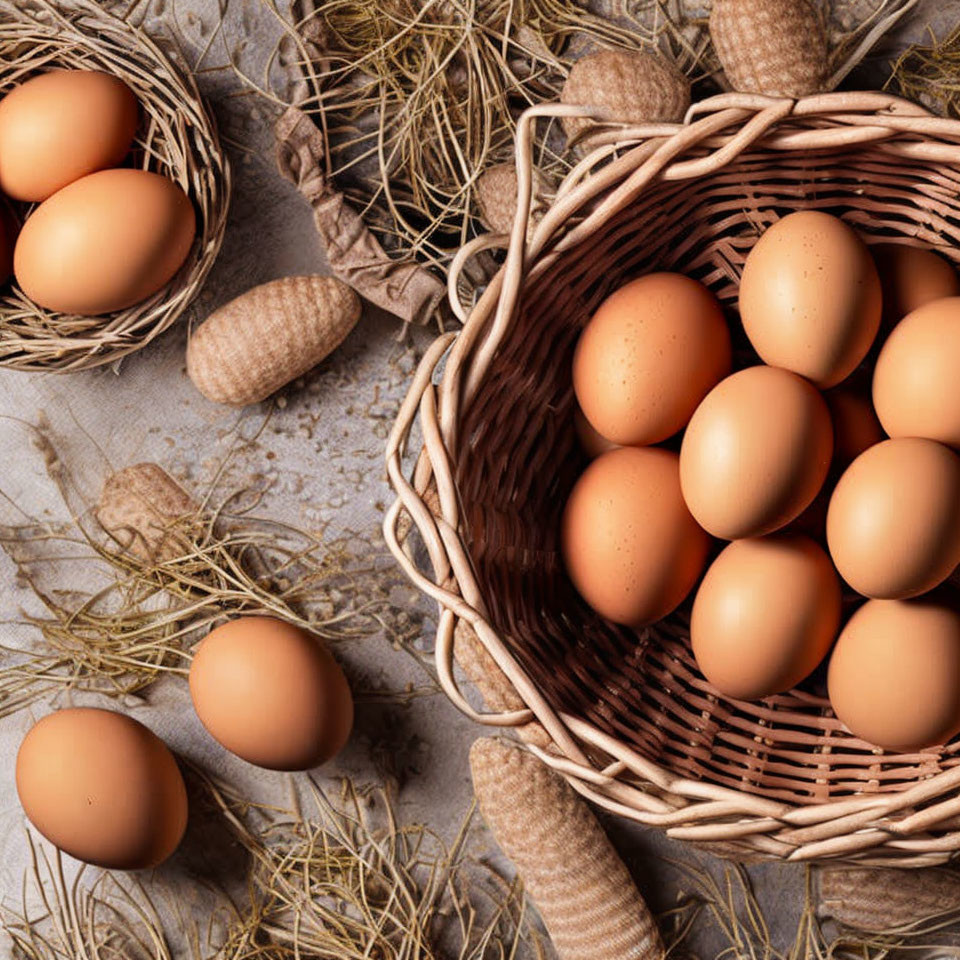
[
  {"xmin": 0, "ymin": 0, "xmax": 230, "ymax": 372},
  {"xmin": 386, "ymin": 91, "xmax": 960, "ymax": 867}
]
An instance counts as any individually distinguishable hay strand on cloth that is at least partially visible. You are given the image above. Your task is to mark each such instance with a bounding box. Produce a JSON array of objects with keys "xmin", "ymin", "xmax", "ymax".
[
  {"xmin": 0, "ymin": 429, "xmax": 367, "ymax": 719},
  {"xmin": 0, "ymin": 0, "xmax": 229, "ymax": 373},
  {"xmin": 818, "ymin": 865, "xmax": 960, "ymax": 934},
  {"xmin": 1, "ymin": 832, "xmax": 189, "ymax": 960},
  {"xmin": 197, "ymin": 767, "xmax": 547, "ymax": 959},
  {"xmin": 888, "ymin": 22, "xmax": 960, "ymax": 118},
  {"xmin": 470, "ymin": 737, "xmax": 661, "ymax": 960},
  {"xmin": 218, "ymin": 0, "xmax": 704, "ymax": 295},
  {"xmin": 275, "ymin": 106, "xmax": 447, "ymax": 327}
]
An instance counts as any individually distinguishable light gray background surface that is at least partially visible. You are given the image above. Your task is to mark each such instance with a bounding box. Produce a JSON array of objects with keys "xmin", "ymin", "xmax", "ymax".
[{"xmin": 1, "ymin": 1, "xmax": 959, "ymax": 955}]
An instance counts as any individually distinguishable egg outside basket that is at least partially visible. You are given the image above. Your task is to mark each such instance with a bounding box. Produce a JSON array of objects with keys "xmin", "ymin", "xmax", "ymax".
[
  {"xmin": 0, "ymin": 0, "xmax": 230, "ymax": 372},
  {"xmin": 385, "ymin": 92, "xmax": 960, "ymax": 867}
]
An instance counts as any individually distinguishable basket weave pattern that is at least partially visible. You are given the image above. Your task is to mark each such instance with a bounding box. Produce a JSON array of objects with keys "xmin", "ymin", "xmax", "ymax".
[{"xmin": 386, "ymin": 92, "xmax": 960, "ymax": 865}]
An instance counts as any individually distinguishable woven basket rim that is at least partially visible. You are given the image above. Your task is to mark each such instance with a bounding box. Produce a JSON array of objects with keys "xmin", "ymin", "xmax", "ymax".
[
  {"xmin": 0, "ymin": 0, "xmax": 231, "ymax": 373},
  {"xmin": 386, "ymin": 91, "xmax": 960, "ymax": 866}
]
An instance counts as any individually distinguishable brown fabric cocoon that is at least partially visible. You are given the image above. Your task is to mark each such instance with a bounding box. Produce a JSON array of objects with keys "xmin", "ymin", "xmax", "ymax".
[
  {"xmin": 560, "ymin": 49, "xmax": 689, "ymax": 147},
  {"xmin": 710, "ymin": 0, "xmax": 828, "ymax": 97},
  {"xmin": 275, "ymin": 106, "xmax": 446, "ymax": 327},
  {"xmin": 96, "ymin": 463, "xmax": 196, "ymax": 561},
  {"xmin": 470, "ymin": 737, "xmax": 663, "ymax": 960},
  {"xmin": 186, "ymin": 275, "xmax": 360, "ymax": 406},
  {"xmin": 819, "ymin": 865, "xmax": 960, "ymax": 932}
]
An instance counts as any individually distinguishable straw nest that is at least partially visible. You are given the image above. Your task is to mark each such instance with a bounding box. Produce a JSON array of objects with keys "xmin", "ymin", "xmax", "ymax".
[{"xmin": 0, "ymin": 0, "xmax": 230, "ymax": 373}]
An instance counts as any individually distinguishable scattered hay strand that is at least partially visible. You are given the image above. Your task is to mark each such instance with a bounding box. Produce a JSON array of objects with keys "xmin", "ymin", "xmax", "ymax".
[
  {"xmin": 197, "ymin": 768, "xmax": 548, "ymax": 959},
  {"xmin": 1, "ymin": 832, "xmax": 189, "ymax": 960},
  {"xmin": 0, "ymin": 429, "xmax": 369, "ymax": 720},
  {"xmin": 214, "ymin": 0, "xmax": 706, "ymax": 280},
  {"xmin": 888, "ymin": 22, "xmax": 960, "ymax": 118}
]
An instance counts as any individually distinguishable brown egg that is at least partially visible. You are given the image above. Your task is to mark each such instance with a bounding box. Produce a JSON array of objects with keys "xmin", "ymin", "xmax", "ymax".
[
  {"xmin": 561, "ymin": 446, "xmax": 709, "ymax": 626},
  {"xmin": 574, "ymin": 406, "xmax": 619, "ymax": 459},
  {"xmin": 871, "ymin": 242, "xmax": 960, "ymax": 327},
  {"xmin": 16, "ymin": 708, "xmax": 187, "ymax": 870},
  {"xmin": 680, "ymin": 366, "xmax": 833, "ymax": 539},
  {"xmin": 14, "ymin": 169, "xmax": 195, "ymax": 315},
  {"xmin": 827, "ymin": 438, "xmax": 960, "ymax": 599},
  {"xmin": 873, "ymin": 297, "xmax": 960, "ymax": 449},
  {"xmin": 828, "ymin": 598, "xmax": 960, "ymax": 752},
  {"xmin": 824, "ymin": 385, "xmax": 885, "ymax": 469},
  {"xmin": 573, "ymin": 273, "xmax": 731, "ymax": 446},
  {"xmin": 189, "ymin": 616, "xmax": 354, "ymax": 771},
  {"xmin": 739, "ymin": 211, "xmax": 881, "ymax": 387},
  {"xmin": 0, "ymin": 70, "xmax": 138, "ymax": 202},
  {"xmin": 692, "ymin": 535, "xmax": 840, "ymax": 700}
]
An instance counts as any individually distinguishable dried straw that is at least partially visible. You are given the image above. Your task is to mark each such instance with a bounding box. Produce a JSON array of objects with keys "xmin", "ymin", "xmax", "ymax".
[
  {"xmin": 0, "ymin": 0, "xmax": 229, "ymax": 372},
  {"xmin": 0, "ymin": 428, "xmax": 367, "ymax": 719},
  {"xmin": 1, "ymin": 832, "xmax": 190, "ymax": 960},
  {"xmin": 197, "ymin": 768, "xmax": 547, "ymax": 959},
  {"xmin": 218, "ymin": 0, "xmax": 705, "ymax": 280},
  {"xmin": 888, "ymin": 22, "xmax": 960, "ymax": 118}
]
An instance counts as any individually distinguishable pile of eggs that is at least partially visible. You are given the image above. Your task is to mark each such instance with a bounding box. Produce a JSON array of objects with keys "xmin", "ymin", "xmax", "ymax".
[
  {"xmin": 15, "ymin": 616, "xmax": 353, "ymax": 870},
  {"xmin": 0, "ymin": 69, "xmax": 195, "ymax": 315},
  {"xmin": 563, "ymin": 210, "xmax": 960, "ymax": 754}
]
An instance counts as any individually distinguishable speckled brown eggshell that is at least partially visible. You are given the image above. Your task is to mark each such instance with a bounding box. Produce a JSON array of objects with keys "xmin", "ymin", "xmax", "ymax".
[
  {"xmin": 828, "ymin": 598, "xmax": 960, "ymax": 752},
  {"xmin": 573, "ymin": 273, "xmax": 731, "ymax": 446},
  {"xmin": 691, "ymin": 535, "xmax": 841, "ymax": 700},
  {"xmin": 873, "ymin": 297, "xmax": 960, "ymax": 449},
  {"xmin": 871, "ymin": 242, "xmax": 960, "ymax": 328},
  {"xmin": 15, "ymin": 708, "xmax": 187, "ymax": 870},
  {"xmin": 561, "ymin": 446, "xmax": 710, "ymax": 626},
  {"xmin": 826, "ymin": 438, "xmax": 960, "ymax": 599},
  {"xmin": 189, "ymin": 616, "xmax": 354, "ymax": 771},
  {"xmin": 679, "ymin": 366, "xmax": 833, "ymax": 540},
  {"xmin": 739, "ymin": 211, "xmax": 881, "ymax": 387}
]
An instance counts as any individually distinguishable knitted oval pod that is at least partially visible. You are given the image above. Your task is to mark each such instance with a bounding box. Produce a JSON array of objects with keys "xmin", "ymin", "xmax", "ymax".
[
  {"xmin": 560, "ymin": 49, "xmax": 690, "ymax": 147},
  {"xmin": 96, "ymin": 463, "xmax": 196, "ymax": 561},
  {"xmin": 470, "ymin": 737, "xmax": 662, "ymax": 960},
  {"xmin": 710, "ymin": 0, "xmax": 828, "ymax": 97},
  {"xmin": 819, "ymin": 865, "xmax": 960, "ymax": 932},
  {"xmin": 187, "ymin": 275, "xmax": 361, "ymax": 406}
]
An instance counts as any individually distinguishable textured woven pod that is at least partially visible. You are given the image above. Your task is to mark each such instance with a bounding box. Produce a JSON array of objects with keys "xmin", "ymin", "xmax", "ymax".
[
  {"xmin": 471, "ymin": 738, "xmax": 662, "ymax": 960},
  {"xmin": 818, "ymin": 865, "xmax": 960, "ymax": 931},
  {"xmin": 385, "ymin": 92, "xmax": 960, "ymax": 866},
  {"xmin": 187, "ymin": 276, "xmax": 360, "ymax": 406},
  {"xmin": 560, "ymin": 49, "xmax": 690, "ymax": 146},
  {"xmin": 0, "ymin": 0, "xmax": 229, "ymax": 372},
  {"xmin": 710, "ymin": 0, "xmax": 827, "ymax": 97},
  {"xmin": 474, "ymin": 163, "xmax": 547, "ymax": 236},
  {"xmin": 97, "ymin": 463, "xmax": 196, "ymax": 561}
]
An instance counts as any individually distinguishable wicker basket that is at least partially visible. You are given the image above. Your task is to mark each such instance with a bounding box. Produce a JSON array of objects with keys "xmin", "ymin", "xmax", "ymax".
[
  {"xmin": 385, "ymin": 92, "xmax": 960, "ymax": 867},
  {"xmin": 0, "ymin": 0, "xmax": 230, "ymax": 372}
]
